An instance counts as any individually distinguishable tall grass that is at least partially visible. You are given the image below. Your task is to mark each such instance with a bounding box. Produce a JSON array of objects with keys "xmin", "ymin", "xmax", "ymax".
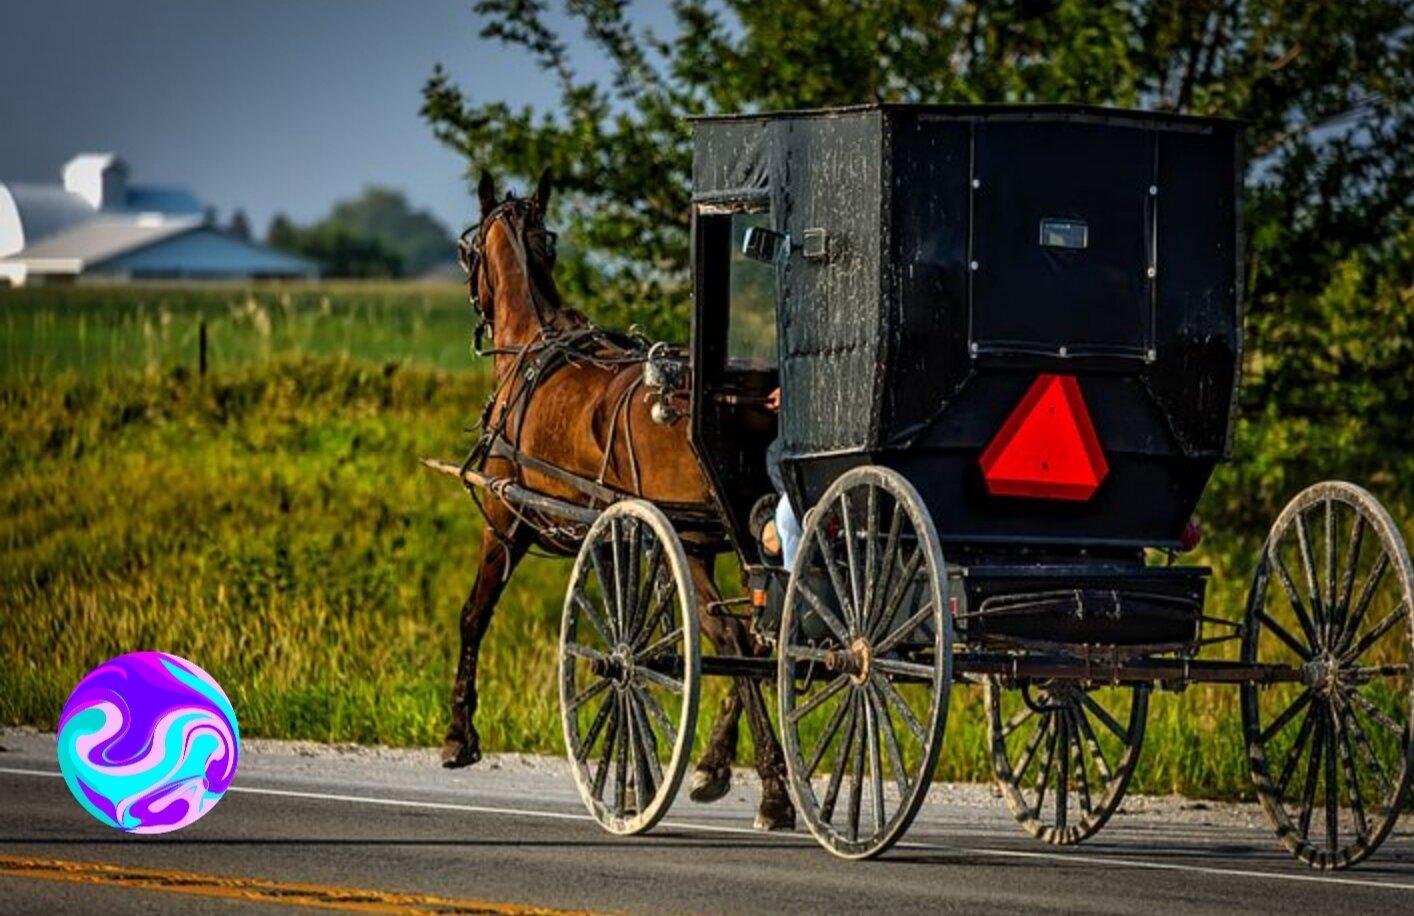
[{"xmin": 0, "ymin": 283, "xmax": 1378, "ymax": 799}]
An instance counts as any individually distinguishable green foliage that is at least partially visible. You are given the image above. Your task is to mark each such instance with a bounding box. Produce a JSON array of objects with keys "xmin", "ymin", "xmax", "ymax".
[
  {"xmin": 267, "ymin": 218, "xmax": 404, "ymax": 279},
  {"xmin": 266, "ymin": 188, "xmax": 455, "ymax": 279},
  {"xmin": 326, "ymin": 187, "xmax": 457, "ymax": 276},
  {"xmin": 424, "ymin": 1, "xmax": 1410, "ymax": 341}
]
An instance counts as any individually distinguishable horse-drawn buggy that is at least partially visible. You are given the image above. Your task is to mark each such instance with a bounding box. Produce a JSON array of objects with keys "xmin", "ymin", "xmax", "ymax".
[{"xmin": 428, "ymin": 104, "xmax": 1413, "ymax": 870}]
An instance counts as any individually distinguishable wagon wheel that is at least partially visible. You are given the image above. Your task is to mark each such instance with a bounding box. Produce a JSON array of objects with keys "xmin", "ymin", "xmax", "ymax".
[
  {"xmin": 778, "ymin": 466, "xmax": 952, "ymax": 859},
  {"xmin": 560, "ymin": 500, "xmax": 700, "ymax": 835},
  {"xmin": 1242, "ymin": 481, "xmax": 1414, "ymax": 870},
  {"xmin": 985, "ymin": 677, "xmax": 1148, "ymax": 844}
]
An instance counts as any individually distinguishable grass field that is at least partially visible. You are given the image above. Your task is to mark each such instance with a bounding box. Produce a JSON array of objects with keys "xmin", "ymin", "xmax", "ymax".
[{"xmin": 0, "ymin": 282, "xmax": 1380, "ymax": 800}]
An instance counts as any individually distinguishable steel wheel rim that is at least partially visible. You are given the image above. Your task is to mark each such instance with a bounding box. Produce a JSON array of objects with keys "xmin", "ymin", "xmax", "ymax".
[
  {"xmin": 986, "ymin": 677, "xmax": 1147, "ymax": 845},
  {"xmin": 778, "ymin": 466, "xmax": 952, "ymax": 859},
  {"xmin": 1241, "ymin": 481, "xmax": 1414, "ymax": 870},
  {"xmin": 560, "ymin": 500, "xmax": 699, "ymax": 835}
]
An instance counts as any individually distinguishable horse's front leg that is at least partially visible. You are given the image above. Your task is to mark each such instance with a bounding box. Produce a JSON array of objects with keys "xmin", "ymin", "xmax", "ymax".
[{"xmin": 443, "ymin": 511, "xmax": 528, "ymax": 768}]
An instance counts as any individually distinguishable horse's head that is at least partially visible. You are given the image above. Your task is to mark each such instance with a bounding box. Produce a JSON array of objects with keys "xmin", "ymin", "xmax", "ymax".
[{"xmin": 458, "ymin": 169, "xmax": 576, "ymax": 351}]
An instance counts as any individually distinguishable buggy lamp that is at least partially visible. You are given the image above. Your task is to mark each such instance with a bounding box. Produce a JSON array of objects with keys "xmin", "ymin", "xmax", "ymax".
[{"xmin": 979, "ymin": 374, "xmax": 1109, "ymax": 501}]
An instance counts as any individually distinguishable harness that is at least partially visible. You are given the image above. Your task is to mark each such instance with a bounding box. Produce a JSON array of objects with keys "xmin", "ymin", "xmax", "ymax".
[{"xmin": 457, "ymin": 199, "xmax": 710, "ymax": 555}]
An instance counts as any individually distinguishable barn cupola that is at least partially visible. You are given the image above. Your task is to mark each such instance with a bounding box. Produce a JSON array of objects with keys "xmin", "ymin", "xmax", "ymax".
[{"xmin": 62, "ymin": 153, "xmax": 128, "ymax": 210}]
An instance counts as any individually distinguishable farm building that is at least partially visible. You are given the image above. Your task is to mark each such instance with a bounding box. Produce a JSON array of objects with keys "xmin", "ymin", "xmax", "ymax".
[{"xmin": 0, "ymin": 154, "xmax": 316, "ymax": 286}]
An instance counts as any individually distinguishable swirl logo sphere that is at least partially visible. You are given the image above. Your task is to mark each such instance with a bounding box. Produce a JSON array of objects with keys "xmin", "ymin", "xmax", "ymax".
[{"xmin": 57, "ymin": 652, "xmax": 240, "ymax": 833}]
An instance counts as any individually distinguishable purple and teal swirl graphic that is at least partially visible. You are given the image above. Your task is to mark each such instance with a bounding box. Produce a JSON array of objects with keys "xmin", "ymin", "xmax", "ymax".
[{"xmin": 57, "ymin": 652, "xmax": 240, "ymax": 833}]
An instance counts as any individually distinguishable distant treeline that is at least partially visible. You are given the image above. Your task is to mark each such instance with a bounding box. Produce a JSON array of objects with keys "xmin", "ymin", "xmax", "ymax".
[{"xmin": 266, "ymin": 187, "xmax": 456, "ymax": 279}]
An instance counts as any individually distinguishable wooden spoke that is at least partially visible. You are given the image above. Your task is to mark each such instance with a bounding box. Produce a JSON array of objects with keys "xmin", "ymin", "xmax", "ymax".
[
  {"xmin": 567, "ymin": 676, "xmax": 612, "ymax": 712},
  {"xmin": 613, "ymin": 692, "xmax": 630, "ymax": 814},
  {"xmin": 847, "ymin": 694, "xmax": 867, "ymax": 841},
  {"xmin": 869, "ymin": 683, "xmax": 911, "ymax": 798},
  {"xmin": 1259, "ymin": 690, "xmax": 1314, "ymax": 745},
  {"xmin": 635, "ymin": 666, "xmax": 684, "ymax": 694},
  {"xmin": 802, "ymin": 686, "xmax": 855, "ymax": 780},
  {"xmin": 1296, "ymin": 716, "xmax": 1325, "ymax": 838},
  {"xmin": 1276, "ymin": 706, "xmax": 1319, "ymax": 798},
  {"xmin": 794, "ymin": 576, "xmax": 852, "ymax": 646},
  {"xmin": 1256, "ymin": 609, "xmax": 1313, "ymax": 660},
  {"xmin": 1342, "ymin": 705, "xmax": 1393, "ymax": 798},
  {"xmin": 786, "ymin": 644, "xmax": 836, "ymax": 664},
  {"xmin": 572, "ymin": 592, "xmax": 614, "ymax": 649},
  {"xmin": 1336, "ymin": 515, "xmax": 1366, "ymax": 621},
  {"xmin": 873, "ymin": 602, "xmax": 935, "ymax": 656},
  {"xmin": 1071, "ymin": 703, "xmax": 1113, "ymax": 782},
  {"xmin": 1347, "ymin": 690, "xmax": 1404, "ymax": 737},
  {"xmin": 1068, "ymin": 710, "xmax": 1093, "ymax": 817},
  {"xmin": 628, "ymin": 691, "xmax": 661, "ymax": 798},
  {"xmin": 623, "ymin": 520, "xmax": 642, "ymax": 639},
  {"xmin": 1271, "ymin": 549, "xmax": 1321, "ymax": 648},
  {"xmin": 1076, "ymin": 690, "xmax": 1127, "ymax": 740},
  {"xmin": 635, "ymin": 626, "xmax": 683, "ymax": 663},
  {"xmin": 865, "ymin": 502, "xmax": 905, "ymax": 638},
  {"xmin": 576, "ymin": 693, "xmax": 615, "ymax": 764},
  {"xmin": 628, "ymin": 537, "xmax": 664, "ymax": 646},
  {"xmin": 1342, "ymin": 601, "xmax": 1407, "ymax": 664},
  {"xmin": 1338, "ymin": 553, "xmax": 1388, "ymax": 652},
  {"xmin": 819, "ymin": 698, "xmax": 858, "ymax": 824},
  {"xmin": 1053, "ymin": 711, "xmax": 1070, "ymax": 833},
  {"xmin": 868, "ymin": 697, "xmax": 887, "ymax": 833},
  {"xmin": 870, "ymin": 549, "xmax": 923, "ymax": 643},
  {"xmin": 564, "ymin": 642, "xmax": 611, "ymax": 665},
  {"xmin": 814, "ymin": 524, "xmax": 858, "ymax": 633},
  {"xmin": 871, "ymin": 656, "xmax": 935, "ymax": 680},
  {"xmin": 839, "ymin": 493, "xmax": 863, "ymax": 628},
  {"xmin": 586, "ymin": 543, "xmax": 619, "ymax": 642},
  {"xmin": 1336, "ymin": 715, "xmax": 1368, "ymax": 843},
  {"xmin": 591, "ymin": 699, "xmax": 620, "ymax": 801},
  {"xmin": 862, "ymin": 485, "xmax": 880, "ymax": 632},
  {"xmin": 1323, "ymin": 708, "xmax": 1339, "ymax": 852},
  {"xmin": 1001, "ymin": 702, "xmax": 1039, "ymax": 740},
  {"xmin": 1032, "ymin": 714, "xmax": 1058, "ymax": 818},
  {"xmin": 1325, "ymin": 499, "xmax": 1338, "ymax": 633},
  {"xmin": 1013, "ymin": 713, "xmax": 1053, "ymax": 783},
  {"xmin": 871, "ymin": 672, "xmax": 925, "ymax": 741},
  {"xmin": 631, "ymin": 683, "xmax": 677, "ymax": 749},
  {"xmin": 787, "ymin": 674, "xmax": 850, "ymax": 724},
  {"xmin": 1294, "ymin": 511, "xmax": 1327, "ymax": 635}
]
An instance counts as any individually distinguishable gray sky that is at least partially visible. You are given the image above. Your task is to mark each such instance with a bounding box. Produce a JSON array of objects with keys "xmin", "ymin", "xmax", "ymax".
[{"xmin": 1, "ymin": 1, "xmax": 673, "ymax": 237}]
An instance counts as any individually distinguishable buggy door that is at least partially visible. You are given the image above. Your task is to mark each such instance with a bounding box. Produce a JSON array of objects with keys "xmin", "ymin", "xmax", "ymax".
[{"xmin": 690, "ymin": 202, "xmax": 780, "ymax": 560}]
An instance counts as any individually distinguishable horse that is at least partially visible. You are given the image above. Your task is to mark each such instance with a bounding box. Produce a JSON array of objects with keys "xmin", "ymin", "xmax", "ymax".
[{"xmin": 441, "ymin": 168, "xmax": 795, "ymax": 831}]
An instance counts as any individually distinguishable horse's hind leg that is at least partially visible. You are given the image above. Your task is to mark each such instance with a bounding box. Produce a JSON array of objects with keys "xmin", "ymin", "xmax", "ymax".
[
  {"xmin": 443, "ymin": 507, "xmax": 528, "ymax": 769},
  {"xmin": 688, "ymin": 557, "xmax": 795, "ymax": 831}
]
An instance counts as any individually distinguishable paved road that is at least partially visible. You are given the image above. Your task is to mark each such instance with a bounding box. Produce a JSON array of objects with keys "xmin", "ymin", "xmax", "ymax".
[{"xmin": 2, "ymin": 731, "xmax": 1411, "ymax": 915}]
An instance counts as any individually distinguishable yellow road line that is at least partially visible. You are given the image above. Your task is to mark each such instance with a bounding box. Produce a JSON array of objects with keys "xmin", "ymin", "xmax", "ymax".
[{"xmin": 0, "ymin": 854, "xmax": 599, "ymax": 915}]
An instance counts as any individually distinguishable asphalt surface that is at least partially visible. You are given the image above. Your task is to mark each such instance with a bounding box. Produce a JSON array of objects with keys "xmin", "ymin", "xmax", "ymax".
[{"xmin": 2, "ymin": 730, "xmax": 1411, "ymax": 915}]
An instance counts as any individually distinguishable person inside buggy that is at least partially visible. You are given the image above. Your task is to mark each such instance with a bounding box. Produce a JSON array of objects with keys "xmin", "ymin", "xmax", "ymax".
[{"xmin": 749, "ymin": 387, "xmax": 802, "ymax": 569}]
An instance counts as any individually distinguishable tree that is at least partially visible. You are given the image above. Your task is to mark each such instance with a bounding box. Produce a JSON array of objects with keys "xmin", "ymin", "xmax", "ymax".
[
  {"xmin": 424, "ymin": 1, "xmax": 1412, "ymax": 523},
  {"xmin": 324, "ymin": 187, "xmax": 455, "ymax": 277},
  {"xmin": 265, "ymin": 213, "xmax": 403, "ymax": 278},
  {"xmin": 226, "ymin": 209, "xmax": 252, "ymax": 242},
  {"xmin": 423, "ymin": 1, "xmax": 1410, "ymax": 342}
]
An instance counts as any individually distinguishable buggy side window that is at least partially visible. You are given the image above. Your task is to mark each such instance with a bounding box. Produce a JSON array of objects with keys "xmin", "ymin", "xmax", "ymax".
[{"xmin": 727, "ymin": 212, "xmax": 778, "ymax": 368}]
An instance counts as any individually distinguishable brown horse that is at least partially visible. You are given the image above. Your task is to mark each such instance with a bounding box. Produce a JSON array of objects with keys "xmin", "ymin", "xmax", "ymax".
[{"xmin": 441, "ymin": 169, "xmax": 794, "ymax": 831}]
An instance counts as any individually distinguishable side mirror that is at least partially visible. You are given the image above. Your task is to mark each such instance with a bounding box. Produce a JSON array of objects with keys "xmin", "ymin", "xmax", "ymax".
[{"xmin": 741, "ymin": 226, "xmax": 789, "ymax": 264}]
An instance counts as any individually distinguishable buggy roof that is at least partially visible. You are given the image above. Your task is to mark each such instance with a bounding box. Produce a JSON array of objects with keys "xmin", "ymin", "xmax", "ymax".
[{"xmin": 688, "ymin": 102, "xmax": 1240, "ymax": 129}]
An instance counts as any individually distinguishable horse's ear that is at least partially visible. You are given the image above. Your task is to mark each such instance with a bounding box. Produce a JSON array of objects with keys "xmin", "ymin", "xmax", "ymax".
[
  {"xmin": 532, "ymin": 168, "xmax": 553, "ymax": 214},
  {"xmin": 478, "ymin": 170, "xmax": 498, "ymax": 218}
]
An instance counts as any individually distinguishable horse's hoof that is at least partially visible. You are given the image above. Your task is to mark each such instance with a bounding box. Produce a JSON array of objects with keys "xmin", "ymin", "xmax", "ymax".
[
  {"xmin": 689, "ymin": 765, "xmax": 732, "ymax": 804},
  {"xmin": 440, "ymin": 738, "xmax": 481, "ymax": 769},
  {"xmin": 753, "ymin": 796, "xmax": 796, "ymax": 832}
]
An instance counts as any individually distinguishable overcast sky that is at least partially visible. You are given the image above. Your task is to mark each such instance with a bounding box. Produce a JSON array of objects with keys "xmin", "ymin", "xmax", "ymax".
[{"xmin": 1, "ymin": 1, "xmax": 674, "ymax": 237}]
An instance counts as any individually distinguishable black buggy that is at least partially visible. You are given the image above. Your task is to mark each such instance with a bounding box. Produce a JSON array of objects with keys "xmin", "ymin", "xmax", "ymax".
[{"xmin": 443, "ymin": 105, "xmax": 1414, "ymax": 869}]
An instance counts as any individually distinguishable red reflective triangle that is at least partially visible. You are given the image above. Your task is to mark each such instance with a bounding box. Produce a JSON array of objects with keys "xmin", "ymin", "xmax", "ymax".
[{"xmin": 979, "ymin": 374, "xmax": 1109, "ymax": 501}]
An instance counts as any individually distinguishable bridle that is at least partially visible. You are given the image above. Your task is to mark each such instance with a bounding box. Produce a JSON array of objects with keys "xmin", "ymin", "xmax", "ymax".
[{"xmin": 458, "ymin": 197, "xmax": 560, "ymax": 355}]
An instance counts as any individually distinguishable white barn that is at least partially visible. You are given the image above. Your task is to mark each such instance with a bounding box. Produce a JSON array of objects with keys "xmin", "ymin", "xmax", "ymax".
[{"xmin": 0, "ymin": 154, "xmax": 316, "ymax": 286}]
